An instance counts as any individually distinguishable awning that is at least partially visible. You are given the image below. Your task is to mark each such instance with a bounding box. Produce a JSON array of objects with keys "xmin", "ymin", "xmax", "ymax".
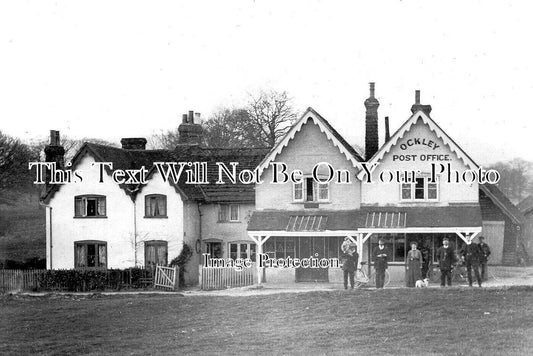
[{"xmin": 247, "ymin": 205, "xmax": 482, "ymax": 232}]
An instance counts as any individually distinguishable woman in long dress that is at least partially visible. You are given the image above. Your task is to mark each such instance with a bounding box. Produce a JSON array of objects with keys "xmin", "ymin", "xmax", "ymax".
[{"xmin": 406, "ymin": 241, "xmax": 423, "ymax": 287}]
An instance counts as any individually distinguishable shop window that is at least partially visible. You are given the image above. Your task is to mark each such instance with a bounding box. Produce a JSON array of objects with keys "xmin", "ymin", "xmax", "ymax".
[
  {"xmin": 144, "ymin": 240, "xmax": 168, "ymax": 269},
  {"xmin": 400, "ymin": 176, "xmax": 439, "ymax": 201},
  {"xmin": 145, "ymin": 194, "xmax": 167, "ymax": 218},
  {"xmin": 74, "ymin": 195, "xmax": 106, "ymax": 217},
  {"xmin": 218, "ymin": 204, "xmax": 239, "ymax": 222},
  {"xmin": 75, "ymin": 241, "xmax": 107, "ymax": 269},
  {"xmin": 293, "ymin": 178, "xmax": 329, "ymax": 203},
  {"xmin": 229, "ymin": 242, "xmax": 256, "ymax": 261}
]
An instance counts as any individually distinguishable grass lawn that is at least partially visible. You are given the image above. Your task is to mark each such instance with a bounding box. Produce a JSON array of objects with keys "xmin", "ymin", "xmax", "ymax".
[{"xmin": 1, "ymin": 287, "xmax": 533, "ymax": 355}]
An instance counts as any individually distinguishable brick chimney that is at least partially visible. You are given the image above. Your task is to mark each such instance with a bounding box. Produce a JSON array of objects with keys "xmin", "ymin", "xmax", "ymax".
[
  {"xmin": 43, "ymin": 130, "xmax": 65, "ymax": 188},
  {"xmin": 177, "ymin": 110, "xmax": 204, "ymax": 146},
  {"xmin": 120, "ymin": 138, "xmax": 147, "ymax": 150},
  {"xmin": 364, "ymin": 82, "xmax": 379, "ymax": 160},
  {"xmin": 44, "ymin": 130, "xmax": 65, "ymax": 169},
  {"xmin": 384, "ymin": 116, "xmax": 391, "ymax": 142},
  {"xmin": 410, "ymin": 90, "xmax": 432, "ymax": 116}
]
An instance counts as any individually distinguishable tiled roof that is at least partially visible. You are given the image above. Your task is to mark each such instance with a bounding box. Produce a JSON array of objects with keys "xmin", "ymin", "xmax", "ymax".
[
  {"xmin": 247, "ymin": 205, "xmax": 482, "ymax": 231},
  {"xmin": 480, "ymin": 184, "xmax": 524, "ymax": 224},
  {"xmin": 42, "ymin": 143, "xmax": 270, "ymax": 204}
]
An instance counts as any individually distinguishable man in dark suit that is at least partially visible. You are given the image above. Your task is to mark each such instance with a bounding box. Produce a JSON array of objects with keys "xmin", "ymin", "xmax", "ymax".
[
  {"xmin": 372, "ymin": 239, "xmax": 389, "ymax": 289},
  {"xmin": 461, "ymin": 239, "xmax": 483, "ymax": 287},
  {"xmin": 478, "ymin": 236, "xmax": 491, "ymax": 281},
  {"xmin": 341, "ymin": 243, "xmax": 359, "ymax": 290},
  {"xmin": 436, "ymin": 237, "xmax": 456, "ymax": 287}
]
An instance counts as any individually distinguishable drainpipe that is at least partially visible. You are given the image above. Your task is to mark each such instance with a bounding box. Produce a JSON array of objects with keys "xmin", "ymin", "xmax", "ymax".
[
  {"xmin": 39, "ymin": 201, "xmax": 52, "ymax": 269},
  {"xmin": 127, "ymin": 187, "xmax": 140, "ymax": 267},
  {"xmin": 197, "ymin": 202, "xmax": 203, "ymax": 260},
  {"xmin": 134, "ymin": 202, "xmax": 137, "ymax": 266}
]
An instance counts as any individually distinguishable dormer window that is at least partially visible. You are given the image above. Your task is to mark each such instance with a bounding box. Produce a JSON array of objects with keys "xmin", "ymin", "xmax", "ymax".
[
  {"xmin": 401, "ymin": 177, "xmax": 438, "ymax": 201},
  {"xmin": 145, "ymin": 194, "xmax": 167, "ymax": 218},
  {"xmin": 293, "ymin": 177, "xmax": 329, "ymax": 203},
  {"xmin": 74, "ymin": 195, "xmax": 106, "ymax": 217}
]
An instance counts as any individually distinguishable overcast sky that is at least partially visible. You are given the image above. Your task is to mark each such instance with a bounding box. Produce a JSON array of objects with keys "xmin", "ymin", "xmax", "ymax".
[{"xmin": 1, "ymin": 1, "xmax": 532, "ymax": 165}]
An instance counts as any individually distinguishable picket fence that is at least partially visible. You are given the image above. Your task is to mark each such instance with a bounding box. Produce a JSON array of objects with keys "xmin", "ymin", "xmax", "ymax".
[
  {"xmin": 201, "ymin": 264, "xmax": 255, "ymax": 290},
  {"xmin": 0, "ymin": 269, "xmax": 42, "ymax": 293}
]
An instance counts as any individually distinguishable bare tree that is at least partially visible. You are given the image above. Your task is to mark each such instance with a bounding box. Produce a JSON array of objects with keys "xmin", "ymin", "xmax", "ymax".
[
  {"xmin": 148, "ymin": 89, "xmax": 298, "ymax": 149},
  {"xmin": 246, "ymin": 90, "xmax": 298, "ymax": 147}
]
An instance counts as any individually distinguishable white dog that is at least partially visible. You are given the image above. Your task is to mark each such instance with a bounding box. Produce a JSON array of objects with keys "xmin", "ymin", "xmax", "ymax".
[{"xmin": 415, "ymin": 278, "xmax": 429, "ymax": 288}]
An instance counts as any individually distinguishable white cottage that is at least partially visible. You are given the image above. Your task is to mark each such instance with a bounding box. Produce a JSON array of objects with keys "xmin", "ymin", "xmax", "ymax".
[{"xmin": 41, "ymin": 112, "xmax": 268, "ymax": 285}]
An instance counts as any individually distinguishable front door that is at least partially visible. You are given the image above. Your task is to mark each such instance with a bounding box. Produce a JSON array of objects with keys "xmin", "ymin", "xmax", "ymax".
[{"xmin": 295, "ymin": 236, "xmax": 329, "ymax": 282}]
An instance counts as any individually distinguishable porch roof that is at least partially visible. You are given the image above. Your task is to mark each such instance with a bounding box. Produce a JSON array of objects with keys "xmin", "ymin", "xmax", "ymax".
[{"xmin": 247, "ymin": 204, "xmax": 482, "ymax": 232}]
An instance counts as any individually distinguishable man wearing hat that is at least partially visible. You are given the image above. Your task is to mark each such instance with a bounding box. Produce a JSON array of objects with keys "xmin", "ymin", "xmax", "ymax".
[
  {"xmin": 478, "ymin": 236, "xmax": 491, "ymax": 281},
  {"xmin": 341, "ymin": 242, "xmax": 359, "ymax": 290},
  {"xmin": 461, "ymin": 239, "xmax": 483, "ymax": 287},
  {"xmin": 436, "ymin": 237, "xmax": 456, "ymax": 287},
  {"xmin": 372, "ymin": 238, "xmax": 389, "ymax": 289}
]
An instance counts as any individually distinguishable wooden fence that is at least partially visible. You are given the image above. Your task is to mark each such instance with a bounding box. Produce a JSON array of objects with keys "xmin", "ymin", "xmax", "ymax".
[
  {"xmin": 201, "ymin": 264, "xmax": 255, "ymax": 290},
  {"xmin": 0, "ymin": 268, "xmax": 154, "ymax": 293},
  {"xmin": 0, "ymin": 270, "xmax": 42, "ymax": 293}
]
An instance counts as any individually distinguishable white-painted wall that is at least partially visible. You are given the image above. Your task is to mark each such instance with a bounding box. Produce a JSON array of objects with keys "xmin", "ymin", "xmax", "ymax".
[
  {"xmin": 362, "ymin": 120, "xmax": 479, "ymax": 206},
  {"xmin": 134, "ymin": 172, "xmax": 184, "ymax": 267},
  {"xmin": 47, "ymin": 155, "xmax": 186, "ymax": 270},
  {"xmin": 47, "ymin": 155, "xmax": 135, "ymax": 269},
  {"xmin": 256, "ymin": 119, "xmax": 361, "ymax": 211}
]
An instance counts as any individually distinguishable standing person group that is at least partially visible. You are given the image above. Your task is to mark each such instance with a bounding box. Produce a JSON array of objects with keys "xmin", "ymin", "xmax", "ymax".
[{"xmin": 353, "ymin": 236, "xmax": 490, "ymax": 289}]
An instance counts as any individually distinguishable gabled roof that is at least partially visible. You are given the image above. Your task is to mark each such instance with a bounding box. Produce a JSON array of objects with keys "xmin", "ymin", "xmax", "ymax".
[
  {"xmin": 518, "ymin": 195, "xmax": 533, "ymax": 215},
  {"xmin": 41, "ymin": 143, "xmax": 270, "ymax": 204},
  {"xmin": 256, "ymin": 107, "xmax": 363, "ymax": 176},
  {"xmin": 480, "ymin": 184, "xmax": 524, "ymax": 224},
  {"xmin": 357, "ymin": 110, "xmax": 479, "ymax": 179}
]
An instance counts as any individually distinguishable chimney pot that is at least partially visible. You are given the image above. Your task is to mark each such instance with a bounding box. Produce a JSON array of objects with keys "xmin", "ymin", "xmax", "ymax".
[
  {"xmin": 177, "ymin": 109, "xmax": 204, "ymax": 146},
  {"xmin": 182, "ymin": 114, "xmax": 188, "ymax": 123},
  {"xmin": 369, "ymin": 82, "xmax": 375, "ymax": 98},
  {"xmin": 49, "ymin": 130, "xmax": 61, "ymax": 146},
  {"xmin": 410, "ymin": 89, "xmax": 432, "ymax": 116},
  {"xmin": 120, "ymin": 138, "xmax": 147, "ymax": 150}
]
